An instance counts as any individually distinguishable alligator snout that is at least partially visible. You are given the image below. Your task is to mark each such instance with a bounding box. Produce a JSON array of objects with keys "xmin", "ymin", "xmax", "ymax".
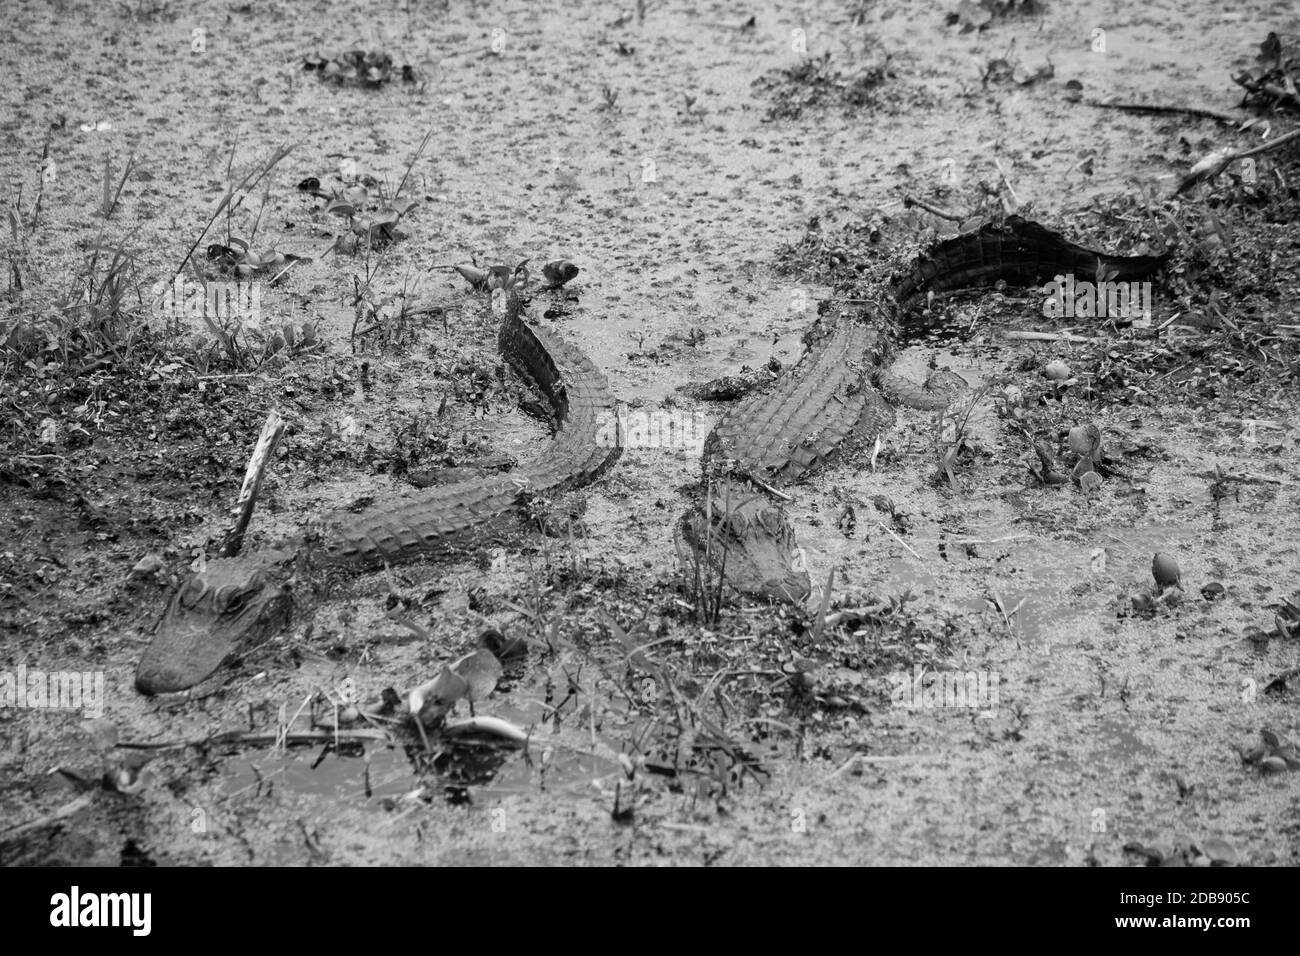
[
  {"xmin": 680, "ymin": 487, "xmax": 809, "ymax": 606},
  {"xmin": 135, "ymin": 559, "xmax": 293, "ymax": 695},
  {"xmin": 753, "ymin": 573, "xmax": 811, "ymax": 605}
]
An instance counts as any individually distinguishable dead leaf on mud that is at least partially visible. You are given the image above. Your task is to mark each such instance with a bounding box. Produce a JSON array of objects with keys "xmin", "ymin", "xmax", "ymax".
[
  {"xmin": 80, "ymin": 718, "xmax": 119, "ymax": 751},
  {"xmin": 454, "ymin": 649, "xmax": 504, "ymax": 702},
  {"xmin": 1013, "ymin": 62, "xmax": 1054, "ymax": 86},
  {"xmin": 407, "ymin": 648, "xmax": 504, "ymax": 727},
  {"xmin": 478, "ymin": 627, "xmax": 527, "ymax": 661},
  {"xmin": 1238, "ymin": 728, "xmax": 1300, "ymax": 774},
  {"xmin": 1233, "ymin": 31, "xmax": 1300, "ymax": 113},
  {"xmin": 1123, "ymin": 835, "xmax": 1241, "ymax": 866},
  {"xmin": 1274, "ymin": 595, "xmax": 1300, "ymax": 640},
  {"xmin": 442, "ymin": 715, "xmax": 529, "ymax": 744},
  {"xmin": 130, "ymin": 553, "xmax": 164, "ymax": 578},
  {"xmin": 408, "ymin": 665, "xmax": 469, "ymax": 727}
]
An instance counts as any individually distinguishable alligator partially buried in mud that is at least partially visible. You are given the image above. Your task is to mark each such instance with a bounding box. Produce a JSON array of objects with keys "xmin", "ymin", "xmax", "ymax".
[
  {"xmin": 136, "ymin": 216, "xmax": 1165, "ymax": 694},
  {"xmin": 680, "ymin": 215, "xmax": 1168, "ymax": 603},
  {"xmin": 135, "ymin": 298, "xmax": 622, "ymax": 693}
]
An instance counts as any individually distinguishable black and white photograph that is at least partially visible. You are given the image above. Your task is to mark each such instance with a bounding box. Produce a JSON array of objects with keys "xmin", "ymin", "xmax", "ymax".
[{"xmin": 0, "ymin": 0, "xmax": 1295, "ymax": 899}]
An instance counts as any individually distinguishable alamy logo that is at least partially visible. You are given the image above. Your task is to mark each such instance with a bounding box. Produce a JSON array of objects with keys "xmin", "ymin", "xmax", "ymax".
[
  {"xmin": 50, "ymin": 887, "xmax": 151, "ymax": 936},
  {"xmin": 0, "ymin": 665, "xmax": 105, "ymax": 718},
  {"xmin": 889, "ymin": 665, "xmax": 999, "ymax": 713},
  {"xmin": 593, "ymin": 405, "xmax": 710, "ymax": 453},
  {"xmin": 150, "ymin": 276, "xmax": 262, "ymax": 324},
  {"xmin": 1042, "ymin": 274, "xmax": 1151, "ymax": 322}
]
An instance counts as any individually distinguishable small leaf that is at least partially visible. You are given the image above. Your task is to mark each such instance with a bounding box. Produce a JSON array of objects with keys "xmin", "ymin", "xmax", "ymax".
[
  {"xmin": 408, "ymin": 664, "xmax": 469, "ymax": 727},
  {"xmin": 1198, "ymin": 837, "xmax": 1238, "ymax": 866},
  {"xmin": 451, "ymin": 649, "xmax": 503, "ymax": 702},
  {"xmin": 82, "ymin": 718, "xmax": 119, "ymax": 751},
  {"xmin": 454, "ymin": 264, "xmax": 489, "ymax": 289}
]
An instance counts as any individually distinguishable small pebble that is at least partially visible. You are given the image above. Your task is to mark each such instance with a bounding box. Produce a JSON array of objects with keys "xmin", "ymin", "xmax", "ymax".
[
  {"xmin": 1152, "ymin": 552, "xmax": 1181, "ymax": 590},
  {"xmin": 131, "ymin": 554, "xmax": 165, "ymax": 577}
]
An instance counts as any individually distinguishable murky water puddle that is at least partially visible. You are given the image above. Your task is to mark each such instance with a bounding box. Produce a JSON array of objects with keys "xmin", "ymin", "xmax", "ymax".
[
  {"xmin": 215, "ymin": 521, "xmax": 1181, "ymax": 804},
  {"xmin": 814, "ymin": 518, "xmax": 1187, "ymax": 642},
  {"xmin": 221, "ymin": 745, "xmax": 414, "ymax": 808},
  {"xmin": 218, "ymin": 698, "xmax": 629, "ymax": 807}
]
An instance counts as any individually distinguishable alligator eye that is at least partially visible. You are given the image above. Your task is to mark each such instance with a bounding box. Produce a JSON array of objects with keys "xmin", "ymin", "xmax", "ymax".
[
  {"xmin": 215, "ymin": 586, "xmax": 246, "ymax": 614},
  {"xmin": 758, "ymin": 510, "xmax": 784, "ymax": 536},
  {"xmin": 178, "ymin": 577, "xmax": 207, "ymax": 609}
]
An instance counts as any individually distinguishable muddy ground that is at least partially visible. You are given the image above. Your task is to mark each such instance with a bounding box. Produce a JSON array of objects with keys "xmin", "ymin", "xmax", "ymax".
[{"xmin": 1, "ymin": 0, "xmax": 1298, "ymax": 865}]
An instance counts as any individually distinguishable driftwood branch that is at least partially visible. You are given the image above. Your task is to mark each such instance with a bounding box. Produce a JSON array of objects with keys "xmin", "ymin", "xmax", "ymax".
[
  {"xmin": 1000, "ymin": 330, "xmax": 1101, "ymax": 344},
  {"xmin": 117, "ymin": 728, "xmax": 390, "ymax": 751},
  {"xmin": 1176, "ymin": 128, "xmax": 1300, "ymax": 194},
  {"xmin": 220, "ymin": 410, "xmax": 286, "ymax": 558},
  {"xmin": 903, "ymin": 195, "xmax": 965, "ymax": 222},
  {"xmin": 1232, "ymin": 72, "xmax": 1300, "ymax": 112},
  {"xmin": 1085, "ymin": 99, "xmax": 1243, "ymax": 126},
  {"xmin": 0, "ymin": 793, "xmax": 95, "ymax": 842}
]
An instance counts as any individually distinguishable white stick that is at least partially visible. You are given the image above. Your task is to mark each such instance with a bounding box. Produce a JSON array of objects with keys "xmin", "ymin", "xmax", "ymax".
[
  {"xmin": 220, "ymin": 410, "xmax": 286, "ymax": 557},
  {"xmin": 1001, "ymin": 330, "xmax": 1100, "ymax": 344}
]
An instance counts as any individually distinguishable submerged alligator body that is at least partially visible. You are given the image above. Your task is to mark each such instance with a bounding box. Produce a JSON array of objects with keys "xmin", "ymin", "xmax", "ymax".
[
  {"xmin": 136, "ymin": 302, "xmax": 622, "ymax": 694},
  {"xmin": 683, "ymin": 216, "xmax": 1168, "ymax": 603}
]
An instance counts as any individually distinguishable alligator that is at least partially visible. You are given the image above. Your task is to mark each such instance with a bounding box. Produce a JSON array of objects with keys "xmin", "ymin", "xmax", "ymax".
[
  {"xmin": 135, "ymin": 298, "xmax": 622, "ymax": 694},
  {"xmin": 680, "ymin": 215, "xmax": 1168, "ymax": 603}
]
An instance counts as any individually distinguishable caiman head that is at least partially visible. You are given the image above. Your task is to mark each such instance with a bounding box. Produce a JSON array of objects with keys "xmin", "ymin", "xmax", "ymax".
[
  {"xmin": 135, "ymin": 553, "xmax": 294, "ymax": 695},
  {"xmin": 681, "ymin": 484, "xmax": 811, "ymax": 605}
]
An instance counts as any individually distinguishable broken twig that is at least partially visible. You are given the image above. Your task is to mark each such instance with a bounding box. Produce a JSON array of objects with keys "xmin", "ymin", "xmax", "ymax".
[{"xmin": 220, "ymin": 410, "xmax": 286, "ymax": 558}]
